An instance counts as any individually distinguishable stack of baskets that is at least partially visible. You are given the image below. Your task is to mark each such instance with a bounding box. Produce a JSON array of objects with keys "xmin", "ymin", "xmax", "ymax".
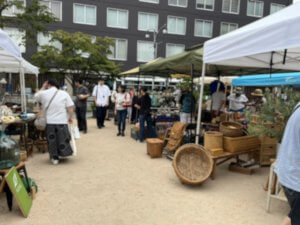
[{"xmin": 204, "ymin": 121, "xmax": 260, "ymax": 154}]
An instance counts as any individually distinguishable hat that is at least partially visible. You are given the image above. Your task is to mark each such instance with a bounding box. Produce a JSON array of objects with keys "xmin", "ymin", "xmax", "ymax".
[
  {"xmin": 234, "ymin": 87, "xmax": 243, "ymax": 94},
  {"xmin": 251, "ymin": 89, "xmax": 264, "ymax": 97}
]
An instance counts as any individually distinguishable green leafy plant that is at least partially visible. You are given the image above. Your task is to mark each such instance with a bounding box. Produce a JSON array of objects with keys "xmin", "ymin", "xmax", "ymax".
[{"xmin": 247, "ymin": 88, "xmax": 300, "ymax": 141}]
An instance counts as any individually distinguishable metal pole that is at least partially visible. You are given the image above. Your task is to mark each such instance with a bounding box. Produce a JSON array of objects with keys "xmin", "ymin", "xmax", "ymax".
[
  {"xmin": 190, "ymin": 64, "xmax": 194, "ymax": 124},
  {"xmin": 195, "ymin": 63, "xmax": 206, "ymax": 144}
]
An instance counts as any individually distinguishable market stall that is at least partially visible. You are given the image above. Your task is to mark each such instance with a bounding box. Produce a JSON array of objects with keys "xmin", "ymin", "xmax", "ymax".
[{"xmin": 0, "ymin": 29, "xmax": 39, "ymax": 217}]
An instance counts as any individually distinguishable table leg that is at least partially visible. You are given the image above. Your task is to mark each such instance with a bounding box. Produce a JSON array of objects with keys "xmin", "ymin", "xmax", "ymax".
[
  {"xmin": 4, "ymin": 184, "xmax": 13, "ymax": 211},
  {"xmin": 211, "ymin": 160, "xmax": 217, "ymax": 180}
]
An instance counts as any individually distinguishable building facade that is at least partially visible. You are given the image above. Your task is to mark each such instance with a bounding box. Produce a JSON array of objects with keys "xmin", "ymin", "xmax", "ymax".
[{"xmin": 4, "ymin": 0, "xmax": 292, "ymax": 71}]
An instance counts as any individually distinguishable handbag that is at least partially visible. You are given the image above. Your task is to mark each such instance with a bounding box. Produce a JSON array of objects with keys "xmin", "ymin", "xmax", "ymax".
[
  {"xmin": 34, "ymin": 90, "xmax": 59, "ymax": 131},
  {"xmin": 68, "ymin": 124, "xmax": 77, "ymax": 157}
]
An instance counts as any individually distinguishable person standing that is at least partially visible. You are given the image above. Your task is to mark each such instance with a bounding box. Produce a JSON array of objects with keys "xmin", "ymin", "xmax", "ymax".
[
  {"xmin": 74, "ymin": 80, "xmax": 89, "ymax": 133},
  {"xmin": 115, "ymin": 85, "xmax": 130, "ymax": 136},
  {"xmin": 35, "ymin": 79, "xmax": 75, "ymax": 165},
  {"xmin": 134, "ymin": 88, "xmax": 156, "ymax": 142},
  {"xmin": 227, "ymin": 87, "xmax": 248, "ymax": 112},
  {"xmin": 179, "ymin": 88, "xmax": 195, "ymax": 123},
  {"xmin": 276, "ymin": 104, "xmax": 300, "ymax": 225},
  {"xmin": 131, "ymin": 89, "xmax": 139, "ymax": 124},
  {"xmin": 92, "ymin": 78, "xmax": 111, "ymax": 129},
  {"xmin": 211, "ymin": 85, "xmax": 226, "ymax": 117}
]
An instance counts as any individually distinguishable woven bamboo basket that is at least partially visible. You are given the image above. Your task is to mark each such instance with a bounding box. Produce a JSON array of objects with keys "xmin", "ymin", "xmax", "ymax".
[
  {"xmin": 172, "ymin": 144, "xmax": 213, "ymax": 185},
  {"xmin": 146, "ymin": 138, "xmax": 164, "ymax": 158},
  {"xmin": 204, "ymin": 131, "xmax": 223, "ymax": 150},
  {"xmin": 223, "ymin": 135, "xmax": 260, "ymax": 153},
  {"xmin": 220, "ymin": 121, "xmax": 243, "ymax": 137}
]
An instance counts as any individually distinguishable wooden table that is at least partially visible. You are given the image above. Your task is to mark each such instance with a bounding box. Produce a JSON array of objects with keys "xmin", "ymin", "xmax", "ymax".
[{"xmin": 210, "ymin": 148, "xmax": 259, "ymax": 180}]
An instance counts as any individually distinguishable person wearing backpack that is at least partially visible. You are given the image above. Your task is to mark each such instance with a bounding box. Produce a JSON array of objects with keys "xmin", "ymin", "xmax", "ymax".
[
  {"xmin": 179, "ymin": 87, "xmax": 195, "ymax": 124},
  {"xmin": 35, "ymin": 79, "xmax": 75, "ymax": 165}
]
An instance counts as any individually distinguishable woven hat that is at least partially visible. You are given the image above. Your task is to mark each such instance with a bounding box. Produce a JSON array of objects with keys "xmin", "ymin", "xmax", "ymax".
[
  {"xmin": 251, "ymin": 89, "xmax": 264, "ymax": 97},
  {"xmin": 234, "ymin": 87, "xmax": 243, "ymax": 94}
]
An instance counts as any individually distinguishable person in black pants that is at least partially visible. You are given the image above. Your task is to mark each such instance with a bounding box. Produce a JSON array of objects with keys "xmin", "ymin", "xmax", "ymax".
[
  {"xmin": 92, "ymin": 78, "xmax": 111, "ymax": 129},
  {"xmin": 75, "ymin": 80, "xmax": 89, "ymax": 133},
  {"xmin": 134, "ymin": 88, "xmax": 156, "ymax": 142}
]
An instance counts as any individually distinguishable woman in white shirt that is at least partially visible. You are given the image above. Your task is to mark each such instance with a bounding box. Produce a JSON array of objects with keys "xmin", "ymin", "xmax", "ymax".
[{"xmin": 115, "ymin": 86, "xmax": 130, "ymax": 136}]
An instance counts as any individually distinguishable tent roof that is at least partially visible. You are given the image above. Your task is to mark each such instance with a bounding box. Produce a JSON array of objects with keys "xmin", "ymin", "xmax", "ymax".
[
  {"xmin": 0, "ymin": 50, "xmax": 39, "ymax": 75},
  {"xmin": 232, "ymin": 72, "xmax": 300, "ymax": 87},
  {"xmin": 140, "ymin": 47, "xmax": 279, "ymax": 77},
  {"xmin": 120, "ymin": 58, "xmax": 163, "ymax": 76},
  {"xmin": 0, "ymin": 29, "xmax": 39, "ymax": 75},
  {"xmin": 204, "ymin": 2, "xmax": 300, "ymax": 71}
]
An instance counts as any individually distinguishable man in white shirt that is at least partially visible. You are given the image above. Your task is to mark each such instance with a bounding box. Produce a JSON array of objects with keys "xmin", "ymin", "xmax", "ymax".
[
  {"xmin": 211, "ymin": 86, "xmax": 226, "ymax": 117},
  {"xmin": 227, "ymin": 87, "xmax": 248, "ymax": 112},
  {"xmin": 92, "ymin": 78, "xmax": 111, "ymax": 128},
  {"xmin": 35, "ymin": 79, "xmax": 75, "ymax": 165}
]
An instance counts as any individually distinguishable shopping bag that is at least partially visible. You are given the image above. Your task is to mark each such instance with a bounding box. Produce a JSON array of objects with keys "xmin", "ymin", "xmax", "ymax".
[
  {"xmin": 71, "ymin": 125, "xmax": 80, "ymax": 139},
  {"xmin": 68, "ymin": 125, "xmax": 78, "ymax": 157}
]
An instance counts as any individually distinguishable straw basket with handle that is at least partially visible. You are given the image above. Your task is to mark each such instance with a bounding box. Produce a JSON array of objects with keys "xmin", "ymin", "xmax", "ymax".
[
  {"xmin": 172, "ymin": 144, "xmax": 213, "ymax": 185},
  {"xmin": 220, "ymin": 121, "xmax": 244, "ymax": 137}
]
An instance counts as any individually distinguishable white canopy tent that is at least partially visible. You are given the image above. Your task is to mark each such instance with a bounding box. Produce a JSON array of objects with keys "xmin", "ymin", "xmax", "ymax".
[
  {"xmin": 0, "ymin": 29, "xmax": 39, "ymax": 112},
  {"xmin": 196, "ymin": 2, "xmax": 300, "ymax": 143}
]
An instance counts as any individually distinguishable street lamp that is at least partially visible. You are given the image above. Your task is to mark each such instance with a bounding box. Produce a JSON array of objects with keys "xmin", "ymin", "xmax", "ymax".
[{"xmin": 145, "ymin": 23, "xmax": 167, "ymax": 59}]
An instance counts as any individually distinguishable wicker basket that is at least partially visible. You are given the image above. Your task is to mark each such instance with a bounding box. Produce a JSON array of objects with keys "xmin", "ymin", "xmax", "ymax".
[
  {"xmin": 204, "ymin": 132, "xmax": 223, "ymax": 150},
  {"xmin": 220, "ymin": 121, "xmax": 243, "ymax": 137},
  {"xmin": 223, "ymin": 135, "xmax": 260, "ymax": 153},
  {"xmin": 172, "ymin": 144, "xmax": 213, "ymax": 185},
  {"xmin": 146, "ymin": 138, "xmax": 164, "ymax": 158}
]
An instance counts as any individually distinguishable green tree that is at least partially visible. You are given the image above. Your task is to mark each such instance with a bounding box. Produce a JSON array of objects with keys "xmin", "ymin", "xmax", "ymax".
[
  {"xmin": 31, "ymin": 30, "xmax": 120, "ymax": 79},
  {"xmin": 0, "ymin": 0, "xmax": 56, "ymax": 41}
]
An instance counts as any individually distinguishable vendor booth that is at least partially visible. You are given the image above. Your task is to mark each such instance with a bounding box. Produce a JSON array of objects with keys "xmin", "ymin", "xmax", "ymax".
[{"xmin": 0, "ymin": 29, "xmax": 39, "ymax": 217}]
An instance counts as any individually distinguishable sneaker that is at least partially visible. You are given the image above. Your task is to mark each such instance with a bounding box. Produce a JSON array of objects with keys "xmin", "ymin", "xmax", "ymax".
[
  {"xmin": 117, "ymin": 132, "xmax": 121, "ymax": 136},
  {"xmin": 121, "ymin": 132, "xmax": 125, "ymax": 137},
  {"xmin": 51, "ymin": 159, "xmax": 59, "ymax": 165}
]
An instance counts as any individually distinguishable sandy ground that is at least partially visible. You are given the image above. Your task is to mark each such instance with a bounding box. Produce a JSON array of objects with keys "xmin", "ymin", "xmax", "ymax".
[{"xmin": 0, "ymin": 119, "xmax": 289, "ymax": 225}]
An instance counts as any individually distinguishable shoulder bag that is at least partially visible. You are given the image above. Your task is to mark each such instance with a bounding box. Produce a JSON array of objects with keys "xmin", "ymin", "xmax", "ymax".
[{"xmin": 34, "ymin": 90, "xmax": 59, "ymax": 131}]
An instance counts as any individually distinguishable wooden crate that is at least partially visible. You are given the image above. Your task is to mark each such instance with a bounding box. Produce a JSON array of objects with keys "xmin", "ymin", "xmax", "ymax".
[
  {"xmin": 223, "ymin": 136, "xmax": 260, "ymax": 153},
  {"xmin": 146, "ymin": 138, "xmax": 164, "ymax": 158}
]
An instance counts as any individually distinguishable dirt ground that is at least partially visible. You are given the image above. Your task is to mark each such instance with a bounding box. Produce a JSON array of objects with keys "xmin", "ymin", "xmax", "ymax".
[{"xmin": 0, "ymin": 119, "xmax": 289, "ymax": 225}]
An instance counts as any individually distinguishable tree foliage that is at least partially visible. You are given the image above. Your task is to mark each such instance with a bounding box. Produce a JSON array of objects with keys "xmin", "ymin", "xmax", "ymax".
[
  {"xmin": 31, "ymin": 30, "xmax": 120, "ymax": 78},
  {"xmin": 247, "ymin": 88, "xmax": 300, "ymax": 140},
  {"xmin": 0, "ymin": 0, "xmax": 56, "ymax": 41}
]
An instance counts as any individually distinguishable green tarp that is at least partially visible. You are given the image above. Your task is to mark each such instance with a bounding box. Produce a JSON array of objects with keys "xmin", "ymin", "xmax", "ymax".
[{"xmin": 139, "ymin": 47, "xmax": 281, "ymax": 77}]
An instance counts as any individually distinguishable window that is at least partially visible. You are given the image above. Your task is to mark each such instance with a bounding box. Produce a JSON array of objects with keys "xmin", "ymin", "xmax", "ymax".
[
  {"xmin": 108, "ymin": 39, "xmax": 128, "ymax": 61},
  {"xmin": 222, "ymin": 0, "xmax": 240, "ymax": 14},
  {"xmin": 39, "ymin": 1, "xmax": 62, "ymax": 21},
  {"xmin": 137, "ymin": 41, "xmax": 155, "ymax": 62},
  {"xmin": 194, "ymin": 19, "xmax": 213, "ymax": 38},
  {"xmin": 167, "ymin": 16, "xmax": 186, "ymax": 35},
  {"xmin": 3, "ymin": 27, "xmax": 26, "ymax": 53},
  {"xmin": 139, "ymin": 0, "xmax": 159, "ymax": 3},
  {"xmin": 107, "ymin": 8, "xmax": 128, "ymax": 29},
  {"xmin": 166, "ymin": 43, "xmax": 185, "ymax": 57},
  {"xmin": 220, "ymin": 22, "xmax": 238, "ymax": 35},
  {"xmin": 2, "ymin": 0, "xmax": 25, "ymax": 17},
  {"xmin": 138, "ymin": 12, "xmax": 158, "ymax": 31},
  {"xmin": 37, "ymin": 32, "xmax": 62, "ymax": 51},
  {"xmin": 196, "ymin": 0, "xmax": 214, "ymax": 11},
  {"xmin": 247, "ymin": 0, "xmax": 264, "ymax": 17},
  {"xmin": 270, "ymin": 3, "xmax": 285, "ymax": 14},
  {"xmin": 73, "ymin": 3, "xmax": 96, "ymax": 25},
  {"xmin": 168, "ymin": 0, "xmax": 187, "ymax": 7}
]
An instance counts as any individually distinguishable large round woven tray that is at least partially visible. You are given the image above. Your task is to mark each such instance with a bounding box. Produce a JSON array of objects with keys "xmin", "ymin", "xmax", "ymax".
[{"xmin": 172, "ymin": 144, "xmax": 213, "ymax": 185}]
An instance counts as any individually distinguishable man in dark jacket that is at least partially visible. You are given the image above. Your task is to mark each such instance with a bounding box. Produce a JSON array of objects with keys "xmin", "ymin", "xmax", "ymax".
[
  {"xmin": 75, "ymin": 80, "xmax": 89, "ymax": 133},
  {"xmin": 134, "ymin": 88, "xmax": 156, "ymax": 142}
]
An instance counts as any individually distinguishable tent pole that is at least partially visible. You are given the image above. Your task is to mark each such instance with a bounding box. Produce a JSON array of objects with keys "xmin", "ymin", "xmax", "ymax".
[
  {"xmin": 19, "ymin": 61, "xmax": 26, "ymax": 112},
  {"xmin": 190, "ymin": 64, "xmax": 194, "ymax": 124},
  {"xmin": 195, "ymin": 63, "xmax": 206, "ymax": 144},
  {"xmin": 36, "ymin": 74, "xmax": 39, "ymax": 90}
]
